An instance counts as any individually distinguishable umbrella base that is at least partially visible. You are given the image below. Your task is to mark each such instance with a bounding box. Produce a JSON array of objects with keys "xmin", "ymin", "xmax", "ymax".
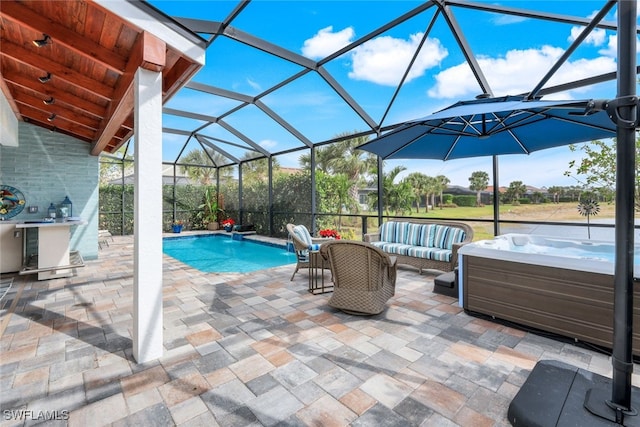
[{"xmin": 509, "ymin": 360, "xmax": 640, "ymax": 426}]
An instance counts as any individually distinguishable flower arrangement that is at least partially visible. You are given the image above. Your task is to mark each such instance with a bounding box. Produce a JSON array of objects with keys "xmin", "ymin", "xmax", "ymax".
[
  {"xmin": 172, "ymin": 220, "xmax": 184, "ymax": 226},
  {"xmin": 221, "ymin": 218, "xmax": 235, "ymax": 230},
  {"xmin": 318, "ymin": 228, "xmax": 341, "ymax": 239}
]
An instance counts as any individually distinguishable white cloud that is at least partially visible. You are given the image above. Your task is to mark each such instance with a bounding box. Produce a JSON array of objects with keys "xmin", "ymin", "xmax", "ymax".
[
  {"xmin": 259, "ymin": 139, "xmax": 278, "ymax": 149},
  {"xmin": 302, "ymin": 26, "xmax": 354, "ymax": 59},
  {"xmin": 568, "ymin": 26, "xmax": 607, "ymax": 46},
  {"xmin": 247, "ymin": 77, "xmax": 262, "ymax": 92},
  {"xmin": 428, "ymin": 45, "xmax": 616, "ymax": 99},
  {"xmin": 348, "ymin": 33, "xmax": 448, "ymax": 86},
  {"xmin": 301, "ymin": 27, "xmax": 448, "ymax": 86},
  {"xmin": 599, "ymin": 34, "xmax": 617, "ymax": 57},
  {"xmin": 491, "ymin": 14, "xmax": 527, "ymax": 25}
]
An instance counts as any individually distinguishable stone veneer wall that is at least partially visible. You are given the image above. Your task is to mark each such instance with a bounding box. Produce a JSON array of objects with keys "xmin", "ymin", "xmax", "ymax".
[{"xmin": 0, "ymin": 122, "xmax": 99, "ymax": 260}]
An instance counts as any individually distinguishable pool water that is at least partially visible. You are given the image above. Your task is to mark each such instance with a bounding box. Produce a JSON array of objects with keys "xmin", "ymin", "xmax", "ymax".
[{"xmin": 163, "ymin": 235, "xmax": 297, "ymax": 273}]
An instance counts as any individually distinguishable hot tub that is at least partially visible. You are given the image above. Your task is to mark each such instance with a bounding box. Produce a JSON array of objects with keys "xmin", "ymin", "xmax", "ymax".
[{"xmin": 458, "ymin": 234, "xmax": 640, "ymax": 356}]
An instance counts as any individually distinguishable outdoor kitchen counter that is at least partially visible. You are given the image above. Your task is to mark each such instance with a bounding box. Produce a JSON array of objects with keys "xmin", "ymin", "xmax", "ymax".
[{"xmin": 15, "ymin": 219, "xmax": 86, "ymax": 280}]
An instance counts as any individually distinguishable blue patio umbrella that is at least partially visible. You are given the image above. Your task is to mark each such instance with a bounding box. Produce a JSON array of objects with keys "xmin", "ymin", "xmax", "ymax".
[
  {"xmin": 358, "ymin": 91, "xmax": 640, "ymax": 424},
  {"xmin": 357, "ymin": 95, "xmax": 617, "ymax": 160}
]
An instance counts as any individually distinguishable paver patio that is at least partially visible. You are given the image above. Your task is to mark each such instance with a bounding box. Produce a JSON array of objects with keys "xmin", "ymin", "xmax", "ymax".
[{"xmin": 0, "ymin": 234, "xmax": 635, "ymax": 426}]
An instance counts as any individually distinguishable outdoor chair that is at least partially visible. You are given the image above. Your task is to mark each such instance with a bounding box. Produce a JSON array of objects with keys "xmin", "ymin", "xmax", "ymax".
[
  {"xmin": 286, "ymin": 223, "xmax": 331, "ymax": 280},
  {"xmin": 320, "ymin": 240, "xmax": 397, "ymax": 315},
  {"xmin": 98, "ymin": 229, "xmax": 113, "ymax": 249}
]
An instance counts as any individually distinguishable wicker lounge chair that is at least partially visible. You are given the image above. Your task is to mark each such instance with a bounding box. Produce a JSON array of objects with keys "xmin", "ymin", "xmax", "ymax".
[
  {"xmin": 320, "ymin": 240, "xmax": 397, "ymax": 315},
  {"xmin": 286, "ymin": 223, "xmax": 331, "ymax": 280}
]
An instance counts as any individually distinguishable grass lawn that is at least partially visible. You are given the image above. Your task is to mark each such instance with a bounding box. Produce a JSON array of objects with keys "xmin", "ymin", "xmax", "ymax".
[
  {"xmin": 403, "ymin": 201, "xmax": 616, "ymax": 222},
  {"xmin": 360, "ymin": 202, "xmax": 617, "ymax": 241}
]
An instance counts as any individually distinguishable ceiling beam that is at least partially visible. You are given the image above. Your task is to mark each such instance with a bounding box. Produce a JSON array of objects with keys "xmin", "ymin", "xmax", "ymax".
[
  {"xmin": 0, "ymin": 38, "xmax": 115, "ymax": 100},
  {"xmin": 19, "ymin": 104, "xmax": 95, "ymax": 142},
  {"xmin": 91, "ymin": 31, "xmax": 166, "ymax": 155},
  {"xmin": 13, "ymin": 92, "xmax": 100, "ymax": 131},
  {"xmin": 4, "ymin": 71, "xmax": 106, "ymax": 119},
  {"xmin": 0, "ymin": 1, "xmax": 128, "ymax": 74}
]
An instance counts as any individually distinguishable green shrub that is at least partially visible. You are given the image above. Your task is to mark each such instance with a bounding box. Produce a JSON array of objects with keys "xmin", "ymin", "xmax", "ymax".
[{"xmin": 452, "ymin": 195, "xmax": 476, "ymax": 207}]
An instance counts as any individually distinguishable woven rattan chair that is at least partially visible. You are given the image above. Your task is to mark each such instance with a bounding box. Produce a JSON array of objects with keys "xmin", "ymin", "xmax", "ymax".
[
  {"xmin": 286, "ymin": 223, "xmax": 331, "ymax": 280},
  {"xmin": 320, "ymin": 240, "xmax": 397, "ymax": 315}
]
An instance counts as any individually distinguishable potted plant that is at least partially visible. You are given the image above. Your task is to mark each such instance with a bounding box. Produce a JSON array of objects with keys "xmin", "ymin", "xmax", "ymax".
[
  {"xmin": 221, "ymin": 218, "xmax": 235, "ymax": 232},
  {"xmin": 171, "ymin": 220, "xmax": 184, "ymax": 233},
  {"xmin": 198, "ymin": 187, "xmax": 223, "ymax": 230}
]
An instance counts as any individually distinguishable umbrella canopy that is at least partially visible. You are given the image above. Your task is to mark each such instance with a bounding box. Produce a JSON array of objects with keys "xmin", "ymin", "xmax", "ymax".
[{"xmin": 358, "ymin": 95, "xmax": 617, "ymax": 160}]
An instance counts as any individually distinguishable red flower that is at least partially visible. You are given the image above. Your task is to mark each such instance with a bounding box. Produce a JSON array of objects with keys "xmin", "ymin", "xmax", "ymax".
[
  {"xmin": 221, "ymin": 219, "xmax": 235, "ymax": 228},
  {"xmin": 318, "ymin": 229, "xmax": 341, "ymax": 239}
]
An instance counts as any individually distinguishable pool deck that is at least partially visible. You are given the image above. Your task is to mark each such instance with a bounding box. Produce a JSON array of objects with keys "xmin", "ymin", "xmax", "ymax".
[{"xmin": 1, "ymin": 232, "xmax": 637, "ymax": 426}]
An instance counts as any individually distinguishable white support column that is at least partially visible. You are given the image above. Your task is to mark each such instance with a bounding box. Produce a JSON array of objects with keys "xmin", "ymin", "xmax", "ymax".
[{"xmin": 133, "ymin": 67, "xmax": 163, "ymax": 363}]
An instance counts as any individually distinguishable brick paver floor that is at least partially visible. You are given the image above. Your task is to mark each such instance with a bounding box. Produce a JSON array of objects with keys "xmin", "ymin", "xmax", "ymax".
[{"xmin": 0, "ymin": 234, "xmax": 636, "ymax": 426}]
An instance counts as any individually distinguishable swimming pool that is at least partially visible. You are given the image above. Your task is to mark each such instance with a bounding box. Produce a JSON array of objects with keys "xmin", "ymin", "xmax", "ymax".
[{"xmin": 163, "ymin": 235, "xmax": 297, "ymax": 273}]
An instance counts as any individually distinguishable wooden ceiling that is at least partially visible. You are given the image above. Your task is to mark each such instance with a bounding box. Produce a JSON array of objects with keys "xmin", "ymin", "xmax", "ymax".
[{"xmin": 0, "ymin": 0, "xmax": 203, "ymax": 155}]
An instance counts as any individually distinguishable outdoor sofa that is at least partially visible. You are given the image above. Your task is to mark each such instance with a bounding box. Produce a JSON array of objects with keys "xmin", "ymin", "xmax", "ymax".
[{"xmin": 364, "ymin": 219, "xmax": 473, "ymax": 273}]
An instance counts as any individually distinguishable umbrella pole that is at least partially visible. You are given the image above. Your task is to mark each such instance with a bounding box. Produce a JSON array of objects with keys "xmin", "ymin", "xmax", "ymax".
[
  {"xmin": 610, "ymin": 0, "xmax": 637, "ymax": 411},
  {"xmin": 584, "ymin": 0, "xmax": 638, "ymax": 423}
]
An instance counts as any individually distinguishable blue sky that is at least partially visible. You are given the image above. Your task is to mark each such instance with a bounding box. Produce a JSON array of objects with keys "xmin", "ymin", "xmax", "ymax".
[{"xmin": 148, "ymin": 0, "xmax": 637, "ymax": 189}]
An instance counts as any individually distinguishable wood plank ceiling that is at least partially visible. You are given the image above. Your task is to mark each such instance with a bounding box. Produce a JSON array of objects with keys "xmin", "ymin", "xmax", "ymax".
[{"xmin": 0, "ymin": 0, "xmax": 203, "ymax": 155}]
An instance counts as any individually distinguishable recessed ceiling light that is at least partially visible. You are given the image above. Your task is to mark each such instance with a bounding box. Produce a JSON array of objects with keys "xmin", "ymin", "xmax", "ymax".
[
  {"xmin": 38, "ymin": 73, "xmax": 52, "ymax": 83},
  {"xmin": 32, "ymin": 34, "xmax": 51, "ymax": 47}
]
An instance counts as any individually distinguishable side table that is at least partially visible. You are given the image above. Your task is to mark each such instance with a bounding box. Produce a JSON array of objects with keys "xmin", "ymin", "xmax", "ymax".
[{"xmin": 308, "ymin": 250, "xmax": 333, "ymax": 294}]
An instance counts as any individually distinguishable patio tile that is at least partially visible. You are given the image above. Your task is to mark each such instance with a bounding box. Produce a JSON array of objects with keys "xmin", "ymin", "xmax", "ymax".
[
  {"xmin": 228, "ymin": 353, "xmax": 275, "ymax": 383},
  {"xmin": 200, "ymin": 378, "xmax": 255, "ymax": 419},
  {"xmin": 68, "ymin": 393, "xmax": 128, "ymax": 427},
  {"xmin": 313, "ymin": 365, "xmax": 362, "ymax": 400},
  {"xmin": 120, "ymin": 365, "xmax": 170, "ymax": 398},
  {"xmin": 247, "ymin": 385, "xmax": 304, "ymax": 425},
  {"xmin": 350, "ymin": 402, "xmax": 408, "ymax": 427},
  {"xmin": 359, "ymin": 373, "xmax": 414, "ymax": 409},
  {"xmin": 168, "ymin": 395, "xmax": 209, "ymax": 425},
  {"xmin": 271, "ymin": 359, "xmax": 317, "ymax": 390},
  {"xmin": 0, "ymin": 235, "xmax": 634, "ymax": 426},
  {"xmin": 393, "ymin": 397, "xmax": 435, "ymax": 425},
  {"xmin": 158, "ymin": 371, "xmax": 210, "ymax": 407},
  {"xmin": 295, "ymin": 394, "xmax": 357, "ymax": 427},
  {"xmin": 410, "ymin": 379, "xmax": 466, "ymax": 419},
  {"xmin": 111, "ymin": 402, "xmax": 173, "ymax": 427},
  {"xmin": 124, "ymin": 387, "xmax": 163, "ymax": 414}
]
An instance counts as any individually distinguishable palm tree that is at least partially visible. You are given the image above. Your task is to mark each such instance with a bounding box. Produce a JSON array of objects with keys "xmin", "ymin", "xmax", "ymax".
[
  {"xmin": 300, "ymin": 132, "xmax": 376, "ymax": 214},
  {"xmin": 179, "ymin": 148, "xmax": 233, "ymax": 185},
  {"xmin": 241, "ymin": 153, "xmax": 280, "ymax": 183},
  {"xmin": 547, "ymin": 186, "xmax": 562, "ymax": 203},
  {"xmin": 404, "ymin": 172, "xmax": 428, "ymax": 213},
  {"xmin": 424, "ymin": 176, "xmax": 439, "ymax": 211},
  {"xmin": 507, "ymin": 180, "xmax": 527, "ymax": 204},
  {"xmin": 468, "ymin": 171, "xmax": 489, "ymax": 207},
  {"xmin": 368, "ymin": 166, "xmax": 407, "ymax": 216},
  {"xmin": 325, "ymin": 133, "xmax": 377, "ymax": 212},
  {"xmin": 436, "ymin": 175, "xmax": 450, "ymax": 209}
]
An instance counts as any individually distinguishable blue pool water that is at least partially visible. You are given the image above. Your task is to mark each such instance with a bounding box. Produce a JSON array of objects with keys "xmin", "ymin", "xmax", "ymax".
[{"xmin": 163, "ymin": 234, "xmax": 297, "ymax": 273}]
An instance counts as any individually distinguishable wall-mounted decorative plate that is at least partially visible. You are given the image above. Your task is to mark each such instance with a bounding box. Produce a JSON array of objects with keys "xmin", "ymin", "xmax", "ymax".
[{"xmin": 0, "ymin": 185, "xmax": 26, "ymax": 219}]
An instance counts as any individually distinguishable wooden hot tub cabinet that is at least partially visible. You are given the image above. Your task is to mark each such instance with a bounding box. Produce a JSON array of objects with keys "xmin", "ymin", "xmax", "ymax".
[{"xmin": 461, "ymin": 255, "xmax": 640, "ymax": 356}]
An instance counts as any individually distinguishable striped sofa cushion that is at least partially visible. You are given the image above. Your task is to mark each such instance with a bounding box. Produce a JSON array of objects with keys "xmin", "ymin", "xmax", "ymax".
[
  {"xmin": 370, "ymin": 241, "xmax": 412, "ymax": 256},
  {"xmin": 379, "ymin": 221, "xmax": 397, "ymax": 242},
  {"xmin": 406, "ymin": 223, "xmax": 424, "ymax": 246},
  {"xmin": 407, "ymin": 246, "xmax": 452, "ymax": 262},
  {"xmin": 418, "ymin": 224, "xmax": 436, "ymax": 248},
  {"xmin": 379, "ymin": 221, "xmax": 410, "ymax": 244},
  {"xmin": 432, "ymin": 225, "xmax": 466, "ymax": 250}
]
